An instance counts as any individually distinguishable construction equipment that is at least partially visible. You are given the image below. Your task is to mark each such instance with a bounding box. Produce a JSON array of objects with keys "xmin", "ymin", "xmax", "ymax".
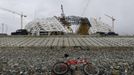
[
  {"xmin": 60, "ymin": 4, "xmax": 73, "ymax": 33},
  {"xmin": 11, "ymin": 29, "xmax": 28, "ymax": 35},
  {"xmin": 0, "ymin": 7, "xmax": 27, "ymax": 29},
  {"xmin": 81, "ymin": 0, "xmax": 90, "ymax": 16},
  {"xmin": 61, "ymin": 4, "xmax": 65, "ymax": 18},
  {"xmin": 105, "ymin": 14, "xmax": 115, "ymax": 32}
]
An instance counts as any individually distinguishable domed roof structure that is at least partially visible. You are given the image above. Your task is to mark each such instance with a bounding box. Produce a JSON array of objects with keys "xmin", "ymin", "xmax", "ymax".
[
  {"xmin": 25, "ymin": 15, "xmax": 114, "ymax": 36},
  {"xmin": 89, "ymin": 18, "xmax": 112, "ymax": 34},
  {"xmin": 25, "ymin": 16, "xmax": 92, "ymax": 35},
  {"xmin": 25, "ymin": 17, "xmax": 67, "ymax": 35}
]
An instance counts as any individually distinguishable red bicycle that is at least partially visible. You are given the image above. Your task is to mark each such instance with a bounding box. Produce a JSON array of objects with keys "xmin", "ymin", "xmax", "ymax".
[{"xmin": 52, "ymin": 55, "xmax": 98, "ymax": 75}]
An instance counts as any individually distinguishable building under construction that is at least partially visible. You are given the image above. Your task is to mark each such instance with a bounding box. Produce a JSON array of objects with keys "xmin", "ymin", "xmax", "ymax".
[
  {"xmin": 24, "ymin": 5, "xmax": 116, "ymax": 36},
  {"xmin": 0, "ymin": 4, "xmax": 134, "ymax": 75},
  {"xmin": 0, "ymin": 4, "xmax": 115, "ymax": 36},
  {"xmin": 25, "ymin": 15, "xmax": 116, "ymax": 36},
  {"xmin": 25, "ymin": 16, "xmax": 92, "ymax": 36}
]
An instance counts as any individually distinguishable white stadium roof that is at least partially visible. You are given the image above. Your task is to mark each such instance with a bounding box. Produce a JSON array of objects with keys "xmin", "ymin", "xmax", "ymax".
[
  {"xmin": 25, "ymin": 16, "xmax": 112, "ymax": 35},
  {"xmin": 90, "ymin": 18, "xmax": 112, "ymax": 34},
  {"xmin": 25, "ymin": 17, "xmax": 67, "ymax": 35}
]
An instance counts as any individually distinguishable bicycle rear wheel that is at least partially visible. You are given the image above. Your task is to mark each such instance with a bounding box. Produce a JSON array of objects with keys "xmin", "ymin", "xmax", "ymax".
[{"xmin": 52, "ymin": 62, "xmax": 69, "ymax": 75}]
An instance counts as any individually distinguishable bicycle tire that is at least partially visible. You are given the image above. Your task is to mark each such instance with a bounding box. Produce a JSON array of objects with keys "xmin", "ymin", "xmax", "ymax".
[
  {"xmin": 83, "ymin": 63, "xmax": 98, "ymax": 75},
  {"xmin": 52, "ymin": 62, "xmax": 69, "ymax": 75}
]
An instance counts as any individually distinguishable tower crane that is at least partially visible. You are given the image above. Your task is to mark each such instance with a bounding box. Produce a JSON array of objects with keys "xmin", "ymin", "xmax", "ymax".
[
  {"xmin": 105, "ymin": 14, "xmax": 115, "ymax": 32},
  {"xmin": 81, "ymin": 0, "xmax": 90, "ymax": 16},
  {"xmin": 61, "ymin": 4, "xmax": 65, "ymax": 18},
  {"xmin": 0, "ymin": 7, "xmax": 27, "ymax": 29}
]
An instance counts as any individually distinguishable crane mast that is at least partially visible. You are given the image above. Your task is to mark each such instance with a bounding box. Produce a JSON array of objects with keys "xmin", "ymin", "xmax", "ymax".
[
  {"xmin": 0, "ymin": 7, "xmax": 27, "ymax": 29},
  {"xmin": 61, "ymin": 4, "xmax": 65, "ymax": 18},
  {"xmin": 105, "ymin": 14, "xmax": 115, "ymax": 32}
]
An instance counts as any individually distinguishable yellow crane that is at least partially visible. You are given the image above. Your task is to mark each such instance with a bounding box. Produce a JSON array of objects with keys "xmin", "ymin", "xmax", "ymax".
[{"xmin": 0, "ymin": 7, "xmax": 27, "ymax": 29}]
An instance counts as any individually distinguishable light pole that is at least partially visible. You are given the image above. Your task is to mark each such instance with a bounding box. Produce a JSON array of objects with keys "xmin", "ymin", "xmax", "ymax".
[
  {"xmin": 5, "ymin": 24, "xmax": 8, "ymax": 34},
  {"xmin": 1, "ymin": 23, "xmax": 4, "ymax": 33}
]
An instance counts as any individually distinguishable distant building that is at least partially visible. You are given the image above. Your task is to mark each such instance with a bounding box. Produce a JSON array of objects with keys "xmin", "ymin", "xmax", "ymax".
[
  {"xmin": 25, "ymin": 16, "xmax": 113, "ymax": 36},
  {"xmin": 89, "ymin": 18, "xmax": 112, "ymax": 34},
  {"xmin": 25, "ymin": 16, "xmax": 91, "ymax": 36},
  {"xmin": 25, "ymin": 17, "xmax": 66, "ymax": 36}
]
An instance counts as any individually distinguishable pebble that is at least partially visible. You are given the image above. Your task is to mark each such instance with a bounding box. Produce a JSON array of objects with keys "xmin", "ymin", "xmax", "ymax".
[{"xmin": 0, "ymin": 47, "xmax": 134, "ymax": 75}]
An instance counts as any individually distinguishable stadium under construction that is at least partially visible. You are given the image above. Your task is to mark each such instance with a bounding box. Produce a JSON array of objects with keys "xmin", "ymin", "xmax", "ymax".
[{"xmin": 0, "ymin": 4, "xmax": 134, "ymax": 75}]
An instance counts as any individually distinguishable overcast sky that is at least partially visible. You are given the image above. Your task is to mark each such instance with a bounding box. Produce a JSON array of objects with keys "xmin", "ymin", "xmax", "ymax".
[{"xmin": 0, "ymin": 0, "xmax": 134, "ymax": 35}]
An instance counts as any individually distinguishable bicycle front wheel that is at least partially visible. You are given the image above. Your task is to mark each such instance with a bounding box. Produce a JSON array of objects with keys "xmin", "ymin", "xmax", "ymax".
[{"xmin": 83, "ymin": 63, "xmax": 98, "ymax": 75}]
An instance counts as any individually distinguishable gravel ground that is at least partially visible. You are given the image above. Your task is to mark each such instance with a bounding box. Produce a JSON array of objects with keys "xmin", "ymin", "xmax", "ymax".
[{"xmin": 0, "ymin": 47, "xmax": 134, "ymax": 75}]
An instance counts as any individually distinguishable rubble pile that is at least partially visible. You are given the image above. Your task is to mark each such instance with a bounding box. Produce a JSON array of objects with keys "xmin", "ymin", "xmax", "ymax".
[{"xmin": 0, "ymin": 47, "xmax": 134, "ymax": 74}]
